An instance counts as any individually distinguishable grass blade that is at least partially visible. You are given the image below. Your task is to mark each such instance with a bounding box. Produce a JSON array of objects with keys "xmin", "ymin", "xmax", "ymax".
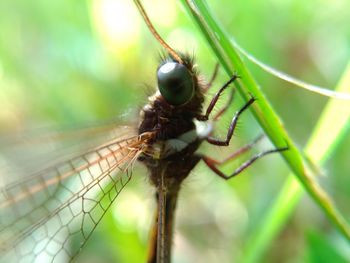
[
  {"xmin": 242, "ymin": 63, "xmax": 350, "ymax": 263},
  {"xmin": 233, "ymin": 42, "xmax": 350, "ymax": 100},
  {"xmin": 180, "ymin": 0, "xmax": 350, "ymax": 240}
]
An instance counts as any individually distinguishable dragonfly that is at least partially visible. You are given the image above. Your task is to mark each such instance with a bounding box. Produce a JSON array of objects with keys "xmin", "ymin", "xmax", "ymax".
[{"xmin": 0, "ymin": 1, "xmax": 288, "ymax": 263}]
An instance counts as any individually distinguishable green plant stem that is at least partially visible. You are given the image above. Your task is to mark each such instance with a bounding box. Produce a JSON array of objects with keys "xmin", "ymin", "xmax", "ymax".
[
  {"xmin": 242, "ymin": 63, "xmax": 350, "ymax": 263},
  {"xmin": 180, "ymin": 0, "xmax": 350, "ymax": 240}
]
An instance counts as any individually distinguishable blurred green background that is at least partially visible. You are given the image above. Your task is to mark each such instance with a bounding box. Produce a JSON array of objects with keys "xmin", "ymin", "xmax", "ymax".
[{"xmin": 0, "ymin": 0, "xmax": 350, "ymax": 262}]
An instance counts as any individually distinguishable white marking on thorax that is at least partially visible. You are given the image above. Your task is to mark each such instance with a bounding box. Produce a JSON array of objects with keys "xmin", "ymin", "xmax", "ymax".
[
  {"xmin": 194, "ymin": 119, "xmax": 213, "ymax": 139},
  {"xmin": 151, "ymin": 120, "xmax": 214, "ymax": 159},
  {"xmin": 164, "ymin": 129, "xmax": 197, "ymax": 153}
]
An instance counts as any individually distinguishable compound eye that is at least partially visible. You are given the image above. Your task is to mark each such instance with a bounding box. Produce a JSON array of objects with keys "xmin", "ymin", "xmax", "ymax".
[{"xmin": 157, "ymin": 62, "xmax": 194, "ymax": 106}]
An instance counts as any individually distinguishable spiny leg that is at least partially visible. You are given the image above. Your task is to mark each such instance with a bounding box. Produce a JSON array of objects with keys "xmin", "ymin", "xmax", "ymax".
[
  {"xmin": 213, "ymin": 87, "xmax": 235, "ymax": 121},
  {"xmin": 200, "ymin": 146, "xmax": 288, "ymax": 180},
  {"xmin": 209, "ymin": 134, "xmax": 265, "ymax": 165},
  {"xmin": 205, "ymin": 63, "xmax": 220, "ymax": 91},
  {"xmin": 206, "ymin": 96, "xmax": 255, "ymax": 146},
  {"xmin": 197, "ymin": 74, "xmax": 240, "ymax": 121}
]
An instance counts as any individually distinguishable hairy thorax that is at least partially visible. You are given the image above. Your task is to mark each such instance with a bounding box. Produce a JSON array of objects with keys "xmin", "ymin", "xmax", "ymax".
[{"xmin": 137, "ymin": 91, "xmax": 210, "ymax": 189}]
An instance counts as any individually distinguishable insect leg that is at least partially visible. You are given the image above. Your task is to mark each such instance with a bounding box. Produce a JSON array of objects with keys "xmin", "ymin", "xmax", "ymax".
[
  {"xmin": 205, "ymin": 63, "xmax": 220, "ymax": 91},
  {"xmin": 197, "ymin": 74, "xmax": 239, "ymax": 121},
  {"xmin": 206, "ymin": 96, "xmax": 255, "ymax": 146},
  {"xmin": 209, "ymin": 134, "xmax": 265, "ymax": 165},
  {"xmin": 199, "ymin": 146, "xmax": 288, "ymax": 180},
  {"xmin": 212, "ymin": 87, "xmax": 235, "ymax": 121}
]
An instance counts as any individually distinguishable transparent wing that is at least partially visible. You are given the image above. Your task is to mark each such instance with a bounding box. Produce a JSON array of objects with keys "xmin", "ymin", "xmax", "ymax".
[
  {"xmin": 0, "ymin": 132, "xmax": 152, "ymax": 263},
  {"xmin": 0, "ymin": 120, "xmax": 138, "ymax": 181}
]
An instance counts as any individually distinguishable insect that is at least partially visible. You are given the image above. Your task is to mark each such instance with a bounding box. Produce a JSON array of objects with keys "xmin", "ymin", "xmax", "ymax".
[{"xmin": 0, "ymin": 1, "xmax": 288, "ymax": 263}]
